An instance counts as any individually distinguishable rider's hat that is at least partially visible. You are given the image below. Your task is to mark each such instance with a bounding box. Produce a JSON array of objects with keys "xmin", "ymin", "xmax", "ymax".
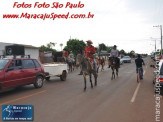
[
  {"xmin": 113, "ymin": 45, "xmax": 117, "ymax": 47},
  {"xmin": 86, "ymin": 40, "xmax": 93, "ymax": 44}
]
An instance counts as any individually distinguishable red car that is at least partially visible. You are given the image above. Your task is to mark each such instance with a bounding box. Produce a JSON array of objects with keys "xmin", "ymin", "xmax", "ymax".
[{"xmin": 0, "ymin": 57, "xmax": 45, "ymax": 90}]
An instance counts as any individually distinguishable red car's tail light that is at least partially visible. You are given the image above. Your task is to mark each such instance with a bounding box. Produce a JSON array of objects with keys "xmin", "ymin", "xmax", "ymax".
[{"xmin": 158, "ymin": 78, "xmax": 163, "ymax": 82}]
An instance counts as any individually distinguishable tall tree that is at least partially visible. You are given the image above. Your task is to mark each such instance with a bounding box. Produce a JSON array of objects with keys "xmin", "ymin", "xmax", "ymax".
[
  {"xmin": 99, "ymin": 43, "xmax": 107, "ymax": 51},
  {"xmin": 130, "ymin": 50, "xmax": 135, "ymax": 56},
  {"xmin": 40, "ymin": 42, "xmax": 57, "ymax": 52},
  {"xmin": 65, "ymin": 39, "xmax": 86, "ymax": 57},
  {"xmin": 119, "ymin": 49, "xmax": 126, "ymax": 55},
  {"xmin": 47, "ymin": 42, "xmax": 56, "ymax": 49},
  {"xmin": 60, "ymin": 43, "xmax": 63, "ymax": 51},
  {"xmin": 106, "ymin": 46, "xmax": 112, "ymax": 53}
]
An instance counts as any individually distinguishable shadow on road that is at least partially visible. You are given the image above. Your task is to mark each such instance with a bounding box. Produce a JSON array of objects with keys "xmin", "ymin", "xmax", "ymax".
[{"xmin": 0, "ymin": 85, "xmax": 36, "ymax": 98}]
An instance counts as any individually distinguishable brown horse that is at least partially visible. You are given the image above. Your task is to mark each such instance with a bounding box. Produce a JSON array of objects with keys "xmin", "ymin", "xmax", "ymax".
[
  {"xmin": 99, "ymin": 56, "xmax": 105, "ymax": 71},
  {"xmin": 76, "ymin": 54, "xmax": 98, "ymax": 91},
  {"xmin": 67, "ymin": 57, "xmax": 75, "ymax": 72}
]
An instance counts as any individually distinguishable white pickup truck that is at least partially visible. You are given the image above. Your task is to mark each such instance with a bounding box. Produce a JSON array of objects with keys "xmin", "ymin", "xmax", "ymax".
[{"xmin": 43, "ymin": 63, "xmax": 68, "ymax": 81}]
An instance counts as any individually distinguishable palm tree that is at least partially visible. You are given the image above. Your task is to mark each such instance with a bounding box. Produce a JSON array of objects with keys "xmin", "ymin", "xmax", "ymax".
[
  {"xmin": 47, "ymin": 42, "xmax": 56, "ymax": 49},
  {"xmin": 60, "ymin": 43, "xmax": 63, "ymax": 51}
]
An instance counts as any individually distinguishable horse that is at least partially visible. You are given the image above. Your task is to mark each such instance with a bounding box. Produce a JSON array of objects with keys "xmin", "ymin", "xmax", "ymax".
[
  {"xmin": 76, "ymin": 54, "xmax": 98, "ymax": 91},
  {"xmin": 109, "ymin": 57, "xmax": 119, "ymax": 80},
  {"xmin": 57, "ymin": 57, "xmax": 65, "ymax": 62},
  {"xmin": 99, "ymin": 56, "xmax": 105, "ymax": 71},
  {"xmin": 67, "ymin": 57, "xmax": 75, "ymax": 72}
]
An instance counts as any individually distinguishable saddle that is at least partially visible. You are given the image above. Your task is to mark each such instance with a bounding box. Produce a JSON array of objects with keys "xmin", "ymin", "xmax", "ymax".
[
  {"xmin": 87, "ymin": 58, "xmax": 99, "ymax": 71},
  {"xmin": 100, "ymin": 57, "xmax": 105, "ymax": 64}
]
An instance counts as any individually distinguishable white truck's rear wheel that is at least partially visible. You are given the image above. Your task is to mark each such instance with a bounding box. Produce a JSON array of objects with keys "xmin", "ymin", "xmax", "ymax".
[{"xmin": 60, "ymin": 71, "xmax": 67, "ymax": 81}]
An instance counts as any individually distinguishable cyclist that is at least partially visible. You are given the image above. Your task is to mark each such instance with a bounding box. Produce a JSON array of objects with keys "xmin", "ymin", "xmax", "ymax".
[{"xmin": 135, "ymin": 54, "xmax": 145, "ymax": 79}]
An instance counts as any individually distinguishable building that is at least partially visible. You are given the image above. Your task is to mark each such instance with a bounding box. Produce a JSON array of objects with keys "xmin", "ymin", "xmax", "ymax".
[
  {"xmin": 100, "ymin": 50, "xmax": 110, "ymax": 56},
  {"xmin": 0, "ymin": 42, "xmax": 39, "ymax": 59}
]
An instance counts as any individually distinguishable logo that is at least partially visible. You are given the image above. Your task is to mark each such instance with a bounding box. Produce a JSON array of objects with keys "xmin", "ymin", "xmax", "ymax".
[
  {"xmin": 7, "ymin": 48, "xmax": 12, "ymax": 55},
  {"xmin": 2, "ymin": 105, "xmax": 33, "ymax": 121}
]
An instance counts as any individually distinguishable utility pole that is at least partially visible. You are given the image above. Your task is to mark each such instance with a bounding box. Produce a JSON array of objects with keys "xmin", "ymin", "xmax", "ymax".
[
  {"xmin": 161, "ymin": 25, "xmax": 162, "ymax": 56},
  {"xmin": 153, "ymin": 25, "xmax": 163, "ymax": 56},
  {"xmin": 155, "ymin": 40, "xmax": 156, "ymax": 52},
  {"xmin": 150, "ymin": 37, "xmax": 157, "ymax": 53}
]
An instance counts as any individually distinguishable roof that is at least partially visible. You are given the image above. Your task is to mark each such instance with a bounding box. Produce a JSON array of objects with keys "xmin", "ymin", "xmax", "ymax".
[{"xmin": 0, "ymin": 42, "xmax": 39, "ymax": 49}]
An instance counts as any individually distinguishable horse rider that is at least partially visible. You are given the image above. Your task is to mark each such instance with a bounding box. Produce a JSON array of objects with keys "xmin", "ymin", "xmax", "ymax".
[
  {"xmin": 69, "ymin": 51, "xmax": 74, "ymax": 63},
  {"xmin": 97, "ymin": 49, "xmax": 101, "ymax": 60},
  {"xmin": 84, "ymin": 40, "xmax": 98, "ymax": 72},
  {"xmin": 135, "ymin": 54, "xmax": 145, "ymax": 79},
  {"xmin": 109, "ymin": 45, "xmax": 120, "ymax": 68},
  {"xmin": 62, "ymin": 48, "xmax": 69, "ymax": 63}
]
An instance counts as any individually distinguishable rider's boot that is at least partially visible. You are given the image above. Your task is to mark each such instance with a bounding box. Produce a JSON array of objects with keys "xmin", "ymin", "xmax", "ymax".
[
  {"xmin": 78, "ymin": 71, "xmax": 83, "ymax": 75},
  {"xmin": 108, "ymin": 65, "xmax": 111, "ymax": 68}
]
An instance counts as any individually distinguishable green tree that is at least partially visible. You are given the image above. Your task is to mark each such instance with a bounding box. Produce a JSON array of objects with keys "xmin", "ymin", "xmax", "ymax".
[
  {"xmin": 119, "ymin": 49, "xmax": 126, "ymax": 55},
  {"xmin": 130, "ymin": 50, "xmax": 135, "ymax": 56},
  {"xmin": 47, "ymin": 42, "xmax": 56, "ymax": 49},
  {"xmin": 65, "ymin": 39, "xmax": 86, "ymax": 57},
  {"xmin": 106, "ymin": 46, "xmax": 112, "ymax": 53},
  {"xmin": 60, "ymin": 43, "xmax": 63, "ymax": 51},
  {"xmin": 99, "ymin": 43, "xmax": 107, "ymax": 51},
  {"xmin": 40, "ymin": 45, "xmax": 47, "ymax": 51},
  {"xmin": 40, "ymin": 42, "xmax": 57, "ymax": 52}
]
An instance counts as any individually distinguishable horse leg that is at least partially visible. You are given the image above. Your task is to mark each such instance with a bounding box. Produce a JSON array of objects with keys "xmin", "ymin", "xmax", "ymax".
[
  {"xmin": 68, "ymin": 64, "xmax": 70, "ymax": 72},
  {"xmin": 103, "ymin": 63, "xmax": 105, "ymax": 70},
  {"xmin": 68, "ymin": 63, "xmax": 71, "ymax": 72},
  {"xmin": 73, "ymin": 63, "xmax": 75, "ymax": 71},
  {"xmin": 84, "ymin": 74, "xmax": 86, "ymax": 91},
  {"xmin": 71, "ymin": 64, "xmax": 72, "ymax": 72},
  {"xmin": 116, "ymin": 68, "xmax": 118, "ymax": 77},
  {"xmin": 94, "ymin": 73, "xmax": 97, "ymax": 86},
  {"xmin": 111, "ymin": 69, "xmax": 115, "ymax": 80},
  {"xmin": 90, "ymin": 74, "xmax": 93, "ymax": 88},
  {"xmin": 102, "ymin": 64, "xmax": 104, "ymax": 70},
  {"xmin": 111, "ymin": 67, "xmax": 113, "ymax": 80}
]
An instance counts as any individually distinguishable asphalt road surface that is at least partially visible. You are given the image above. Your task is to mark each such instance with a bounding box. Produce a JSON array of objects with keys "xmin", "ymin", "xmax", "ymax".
[{"xmin": 0, "ymin": 57, "xmax": 163, "ymax": 122}]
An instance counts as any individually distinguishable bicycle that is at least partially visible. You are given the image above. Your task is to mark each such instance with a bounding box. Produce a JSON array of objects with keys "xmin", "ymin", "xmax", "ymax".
[{"xmin": 137, "ymin": 67, "xmax": 142, "ymax": 83}]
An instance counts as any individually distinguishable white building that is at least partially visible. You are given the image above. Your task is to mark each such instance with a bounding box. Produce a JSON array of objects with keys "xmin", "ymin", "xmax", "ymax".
[{"xmin": 0, "ymin": 42, "xmax": 39, "ymax": 59}]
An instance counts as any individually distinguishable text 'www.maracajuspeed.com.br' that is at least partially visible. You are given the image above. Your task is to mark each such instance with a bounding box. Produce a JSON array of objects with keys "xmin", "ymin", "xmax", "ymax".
[{"xmin": 3, "ymin": 12, "xmax": 94, "ymax": 20}]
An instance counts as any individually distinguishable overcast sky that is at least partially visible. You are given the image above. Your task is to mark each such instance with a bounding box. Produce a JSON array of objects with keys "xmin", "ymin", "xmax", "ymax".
[{"xmin": 0, "ymin": 0, "xmax": 163, "ymax": 54}]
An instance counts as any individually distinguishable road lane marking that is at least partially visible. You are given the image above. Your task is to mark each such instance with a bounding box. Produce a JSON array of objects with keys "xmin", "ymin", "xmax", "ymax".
[
  {"xmin": 0, "ymin": 90, "xmax": 46, "ymax": 105},
  {"xmin": 130, "ymin": 83, "xmax": 141, "ymax": 103}
]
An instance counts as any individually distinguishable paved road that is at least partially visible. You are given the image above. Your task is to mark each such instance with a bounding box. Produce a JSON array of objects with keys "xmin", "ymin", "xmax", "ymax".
[{"xmin": 0, "ymin": 57, "xmax": 162, "ymax": 122}]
